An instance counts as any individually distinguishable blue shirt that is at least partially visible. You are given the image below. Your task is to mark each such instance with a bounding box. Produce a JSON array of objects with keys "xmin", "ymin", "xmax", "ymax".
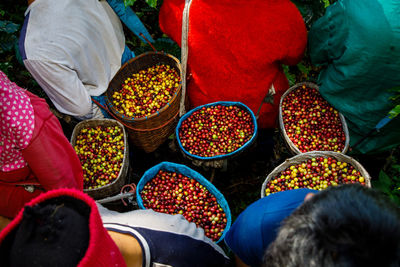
[{"xmin": 224, "ymin": 189, "xmax": 316, "ymax": 267}]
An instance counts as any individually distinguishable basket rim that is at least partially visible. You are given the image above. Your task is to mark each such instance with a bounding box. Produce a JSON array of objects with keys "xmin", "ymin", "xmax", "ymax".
[
  {"xmin": 278, "ymin": 81, "xmax": 350, "ymax": 155},
  {"xmin": 106, "ymin": 51, "xmax": 182, "ymax": 123},
  {"xmin": 260, "ymin": 151, "xmax": 372, "ymax": 198},
  {"xmin": 135, "ymin": 161, "xmax": 232, "ymax": 243},
  {"xmin": 175, "ymin": 101, "xmax": 258, "ymax": 161},
  {"xmin": 70, "ymin": 118, "xmax": 129, "ymax": 193}
]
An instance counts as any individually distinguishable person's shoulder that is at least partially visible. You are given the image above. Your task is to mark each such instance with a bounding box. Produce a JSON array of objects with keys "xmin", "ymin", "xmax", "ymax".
[
  {"xmin": 251, "ymin": 189, "xmax": 316, "ymax": 210},
  {"xmin": 225, "ymin": 189, "xmax": 317, "ymax": 241}
]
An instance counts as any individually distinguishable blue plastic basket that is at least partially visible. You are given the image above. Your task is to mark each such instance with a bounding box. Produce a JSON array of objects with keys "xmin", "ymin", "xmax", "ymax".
[
  {"xmin": 136, "ymin": 161, "xmax": 232, "ymax": 243},
  {"xmin": 176, "ymin": 101, "xmax": 258, "ymax": 161}
]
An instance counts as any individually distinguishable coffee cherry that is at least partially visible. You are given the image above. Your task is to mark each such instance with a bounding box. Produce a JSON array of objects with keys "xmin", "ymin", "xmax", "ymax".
[
  {"xmin": 74, "ymin": 125, "xmax": 124, "ymax": 189},
  {"xmin": 112, "ymin": 64, "xmax": 180, "ymax": 118},
  {"xmin": 140, "ymin": 170, "xmax": 227, "ymax": 241},
  {"xmin": 282, "ymin": 85, "xmax": 346, "ymax": 153},
  {"xmin": 265, "ymin": 157, "xmax": 366, "ymax": 196},
  {"xmin": 179, "ymin": 105, "xmax": 255, "ymax": 157}
]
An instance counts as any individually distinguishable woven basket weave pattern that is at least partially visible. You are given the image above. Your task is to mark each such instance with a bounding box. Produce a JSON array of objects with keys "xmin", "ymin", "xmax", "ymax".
[
  {"xmin": 278, "ymin": 82, "xmax": 350, "ymax": 155},
  {"xmin": 260, "ymin": 151, "xmax": 371, "ymax": 198},
  {"xmin": 106, "ymin": 52, "xmax": 182, "ymax": 153},
  {"xmin": 70, "ymin": 119, "xmax": 129, "ymax": 200}
]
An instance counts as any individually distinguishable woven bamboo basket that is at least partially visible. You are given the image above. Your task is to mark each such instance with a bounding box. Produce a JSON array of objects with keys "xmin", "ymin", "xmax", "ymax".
[
  {"xmin": 279, "ymin": 82, "xmax": 350, "ymax": 155},
  {"xmin": 106, "ymin": 52, "xmax": 182, "ymax": 153},
  {"xmin": 260, "ymin": 151, "xmax": 371, "ymax": 198},
  {"xmin": 70, "ymin": 119, "xmax": 130, "ymax": 200}
]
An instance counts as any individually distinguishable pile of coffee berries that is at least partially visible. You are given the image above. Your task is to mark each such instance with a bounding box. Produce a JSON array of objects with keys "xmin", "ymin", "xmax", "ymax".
[
  {"xmin": 265, "ymin": 157, "xmax": 366, "ymax": 196},
  {"xmin": 179, "ymin": 105, "xmax": 254, "ymax": 157},
  {"xmin": 74, "ymin": 125, "xmax": 124, "ymax": 190},
  {"xmin": 112, "ymin": 64, "xmax": 180, "ymax": 118},
  {"xmin": 140, "ymin": 170, "xmax": 227, "ymax": 241},
  {"xmin": 282, "ymin": 85, "xmax": 346, "ymax": 152}
]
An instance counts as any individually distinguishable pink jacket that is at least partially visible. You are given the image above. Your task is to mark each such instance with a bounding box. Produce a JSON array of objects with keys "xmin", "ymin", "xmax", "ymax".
[{"xmin": 0, "ymin": 74, "xmax": 83, "ymax": 218}]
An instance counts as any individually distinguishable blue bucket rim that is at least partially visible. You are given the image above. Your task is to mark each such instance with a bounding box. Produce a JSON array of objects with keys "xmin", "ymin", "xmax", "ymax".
[
  {"xmin": 136, "ymin": 161, "xmax": 232, "ymax": 243},
  {"xmin": 175, "ymin": 101, "xmax": 258, "ymax": 161}
]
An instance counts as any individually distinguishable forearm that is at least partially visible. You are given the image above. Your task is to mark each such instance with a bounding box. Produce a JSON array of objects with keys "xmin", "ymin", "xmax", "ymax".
[{"xmin": 23, "ymin": 60, "xmax": 95, "ymax": 118}]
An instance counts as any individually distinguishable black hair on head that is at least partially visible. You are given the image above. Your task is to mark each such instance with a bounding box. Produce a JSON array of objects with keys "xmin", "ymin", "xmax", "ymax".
[{"xmin": 264, "ymin": 184, "xmax": 400, "ymax": 267}]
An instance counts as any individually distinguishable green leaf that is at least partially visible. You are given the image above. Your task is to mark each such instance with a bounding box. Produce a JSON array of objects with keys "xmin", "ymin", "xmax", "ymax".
[
  {"xmin": 392, "ymin": 164, "xmax": 400, "ymax": 173},
  {"xmin": 373, "ymin": 171, "xmax": 393, "ymax": 194},
  {"xmin": 124, "ymin": 0, "xmax": 157, "ymax": 8},
  {"xmin": 388, "ymin": 85, "xmax": 400, "ymax": 94},
  {"xmin": 297, "ymin": 62, "xmax": 311, "ymax": 75},
  {"xmin": 0, "ymin": 32, "xmax": 17, "ymax": 53},
  {"xmin": 388, "ymin": 105, "xmax": 400, "ymax": 119},
  {"xmin": 291, "ymin": 0, "xmax": 326, "ymax": 28},
  {"xmin": 283, "ymin": 65, "xmax": 296, "ymax": 87},
  {"xmin": 323, "ymin": 0, "xmax": 331, "ymax": 7},
  {"xmin": 372, "ymin": 181, "xmax": 389, "ymax": 194},
  {"xmin": 0, "ymin": 20, "xmax": 19, "ymax": 34},
  {"xmin": 124, "ymin": 0, "xmax": 136, "ymax": 7},
  {"xmin": 145, "ymin": 0, "xmax": 158, "ymax": 8},
  {"xmin": 134, "ymin": 38, "xmax": 181, "ymax": 60},
  {"xmin": 379, "ymin": 170, "xmax": 393, "ymax": 187},
  {"xmin": 392, "ymin": 176, "xmax": 400, "ymax": 184},
  {"xmin": 388, "ymin": 86, "xmax": 400, "ymax": 109},
  {"xmin": 389, "ymin": 194, "xmax": 400, "ymax": 206},
  {"xmin": 168, "ymin": 133, "xmax": 176, "ymax": 140},
  {"xmin": 0, "ymin": 61, "xmax": 11, "ymax": 76}
]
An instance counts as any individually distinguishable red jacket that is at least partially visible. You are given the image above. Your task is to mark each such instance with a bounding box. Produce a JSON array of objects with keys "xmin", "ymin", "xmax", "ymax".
[
  {"xmin": 0, "ymin": 189, "xmax": 126, "ymax": 266},
  {"xmin": 0, "ymin": 92, "xmax": 83, "ymax": 218},
  {"xmin": 159, "ymin": 0, "xmax": 307, "ymax": 128}
]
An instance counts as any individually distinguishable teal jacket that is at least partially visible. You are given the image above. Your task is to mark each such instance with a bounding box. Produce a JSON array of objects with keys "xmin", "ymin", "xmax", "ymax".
[{"xmin": 309, "ymin": 0, "xmax": 400, "ymax": 154}]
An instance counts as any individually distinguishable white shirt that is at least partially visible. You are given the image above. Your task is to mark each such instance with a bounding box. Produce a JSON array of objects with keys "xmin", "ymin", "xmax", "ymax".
[{"xmin": 20, "ymin": 0, "xmax": 125, "ymax": 117}]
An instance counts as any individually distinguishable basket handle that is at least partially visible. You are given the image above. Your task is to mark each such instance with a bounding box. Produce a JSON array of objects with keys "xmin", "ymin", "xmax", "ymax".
[
  {"xmin": 139, "ymin": 33, "xmax": 158, "ymax": 53},
  {"xmin": 179, "ymin": 0, "xmax": 193, "ymax": 117},
  {"xmin": 91, "ymin": 97, "xmax": 179, "ymax": 132},
  {"xmin": 120, "ymin": 183, "xmax": 137, "ymax": 206},
  {"xmin": 255, "ymin": 83, "xmax": 276, "ymax": 120}
]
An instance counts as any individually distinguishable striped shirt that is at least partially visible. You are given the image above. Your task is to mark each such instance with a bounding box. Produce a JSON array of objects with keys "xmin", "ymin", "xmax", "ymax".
[{"xmin": 98, "ymin": 205, "xmax": 230, "ymax": 267}]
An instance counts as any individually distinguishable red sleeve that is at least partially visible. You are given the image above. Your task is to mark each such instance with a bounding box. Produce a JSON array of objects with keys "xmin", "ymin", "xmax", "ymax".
[{"xmin": 22, "ymin": 92, "xmax": 83, "ymax": 191}]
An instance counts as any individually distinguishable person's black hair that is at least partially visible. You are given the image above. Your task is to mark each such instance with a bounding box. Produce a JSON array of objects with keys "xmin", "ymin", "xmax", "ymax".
[
  {"xmin": 0, "ymin": 196, "xmax": 91, "ymax": 267},
  {"xmin": 263, "ymin": 184, "xmax": 400, "ymax": 267}
]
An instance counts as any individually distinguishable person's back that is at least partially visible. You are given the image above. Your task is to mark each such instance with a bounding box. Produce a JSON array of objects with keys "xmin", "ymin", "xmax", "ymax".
[
  {"xmin": 20, "ymin": 0, "xmax": 125, "ymax": 118},
  {"xmin": 159, "ymin": 0, "xmax": 307, "ymax": 129},
  {"xmin": 308, "ymin": 0, "xmax": 400, "ymax": 153}
]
